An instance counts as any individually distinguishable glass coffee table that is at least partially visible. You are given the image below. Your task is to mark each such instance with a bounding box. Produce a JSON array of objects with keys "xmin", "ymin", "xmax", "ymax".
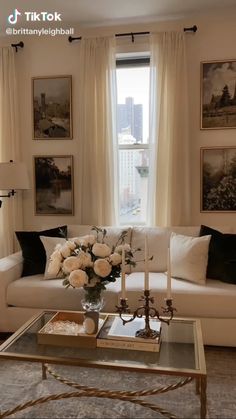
[{"xmin": 0, "ymin": 311, "xmax": 207, "ymax": 419}]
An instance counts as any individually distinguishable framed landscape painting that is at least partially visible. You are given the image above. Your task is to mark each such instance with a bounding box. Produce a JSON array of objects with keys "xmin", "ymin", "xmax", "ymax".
[
  {"xmin": 201, "ymin": 60, "xmax": 236, "ymax": 129},
  {"xmin": 201, "ymin": 147, "xmax": 236, "ymax": 212},
  {"xmin": 34, "ymin": 155, "xmax": 74, "ymax": 215},
  {"xmin": 32, "ymin": 75, "xmax": 72, "ymax": 140}
]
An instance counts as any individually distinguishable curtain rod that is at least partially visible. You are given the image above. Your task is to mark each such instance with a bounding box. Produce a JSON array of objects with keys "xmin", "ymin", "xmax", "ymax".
[
  {"xmin": 68, "ymin": 25, "xmax": 197, "ymax": 43},
  {"xmin": 11, "ymin": 41, "xmax": 24, "ymax": 52}
]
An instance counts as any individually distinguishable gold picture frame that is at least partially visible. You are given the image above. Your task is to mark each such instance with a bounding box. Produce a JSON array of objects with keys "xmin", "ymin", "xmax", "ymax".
[
  {"xmin": 200, "ymin": 59, "xmax": 236, "ymax": 129},
  {"xmin": 34, "ymin": 155, "xmax": 74, "ymax": 215},
  {"xmin": 32, "ymin": 75, "xmax": 72, "ymax": 140},
  {"xmin": 200, "ymin": 146, "xmax": 236, "ymax": 212}
]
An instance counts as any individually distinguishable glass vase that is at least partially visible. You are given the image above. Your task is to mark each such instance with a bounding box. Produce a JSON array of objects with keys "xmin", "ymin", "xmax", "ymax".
[{"xmin": 81, "ymin": 286, "xmax": 105, "ymax": 312}]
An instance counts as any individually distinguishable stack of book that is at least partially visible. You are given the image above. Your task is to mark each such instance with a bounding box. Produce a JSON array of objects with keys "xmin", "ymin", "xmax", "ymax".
[{"xmin": 97, "ymin": 315, "xmax": 161, "ymax": 352}]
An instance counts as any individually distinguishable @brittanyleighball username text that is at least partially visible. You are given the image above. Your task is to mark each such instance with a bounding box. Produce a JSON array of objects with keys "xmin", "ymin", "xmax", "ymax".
[{"xmin": 6, "ymin": 27, "xmax": 74, "ymax": 36}]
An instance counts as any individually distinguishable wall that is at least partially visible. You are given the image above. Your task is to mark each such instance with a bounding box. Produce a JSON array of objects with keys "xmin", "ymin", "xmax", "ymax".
[
  {"xmin": 186, "ymin": 13, "xmax": 236, "ymax": 226},
  {"xmin": 14, "ymin": 36, "xmax": 80, "ymax": 230},
  {"xmin": 1, "ymin": 9, "xmax": 236, "ymax": 229}
]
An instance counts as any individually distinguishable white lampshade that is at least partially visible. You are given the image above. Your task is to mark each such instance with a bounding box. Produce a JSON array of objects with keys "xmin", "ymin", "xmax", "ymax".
[{"xmin": 0, "ymin": 161, "xmax": 30, "ymax": 190}]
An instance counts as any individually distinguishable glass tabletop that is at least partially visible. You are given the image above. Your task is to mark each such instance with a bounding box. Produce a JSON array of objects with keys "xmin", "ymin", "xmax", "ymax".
[{"xmin": 0, "ymin": 311, "xmax": 206, "ymax": 376}]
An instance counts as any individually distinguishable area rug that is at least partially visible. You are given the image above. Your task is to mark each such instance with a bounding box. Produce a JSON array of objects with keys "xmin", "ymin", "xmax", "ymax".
[{"xmin": 0, "ymin": 346, "xmax": 235, "ymax": 419}]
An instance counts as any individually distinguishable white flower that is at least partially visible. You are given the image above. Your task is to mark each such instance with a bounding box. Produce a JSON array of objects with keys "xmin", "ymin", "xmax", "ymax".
[
  {"xmin": 73, "ymin": 235, "xmax": 96, "ymax": 247},
  {"xmin": 69, "ymin": 269, "xmax": 88, "ymax": 288},
  {"xmin": 77, "ymin": 251, "xmax": 93, "ymax": 269},
  {"xmin": 92, "ymin": 243, "xmax": 111, "ymax": 258},
  {"xmin": 47, "ymin": 258, "xmax": 61, "ymax": 276},
  {"xmin": 115, "ymin": 243, "xmax": 131, "ymax": 254},
  {"xmin": 72, "ymin": 237, "xmax": 81, "ymax": 245},
  {"xmin": 94, "ymin": 259, "xmax": 112, "ymax": 277},
  {"xmin": 60, "ymin": 243, "xmax": 73, "ymax": 258},
  {"xmin": 51, "ymin": 249, "xmax": 63, "ymax": 262},
  {"xmin": 109, "ymin": 252, "xmax": 122, "ymax": 266},
  {"xmin": 55, "ymin": 243, "xmax": 64, "ymax": 251},
  {"xmin": 63, "ymin": 256, "xmax": 81, "ymax": 273},
  {"xmin": 67, "ymin": 240, "xmax": 77, "ymax": 250},
  {"xmin": 81, "ymin": 235, "xmax": 96, "ymax": 246},
  {"xmin": 61, "ymin": 227, "xmax": 138, "ymax": 293}
]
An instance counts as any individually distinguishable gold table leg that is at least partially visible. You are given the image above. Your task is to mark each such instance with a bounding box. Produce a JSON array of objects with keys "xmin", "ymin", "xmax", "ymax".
[
  {"xmin": 42, "ymin": 363, "xmax": 47, "ymax": 380},
  {"xmin": 200, "ymin": 376, "xmax": 207, "ymax": 419},
  {"xmin": 195, "ymin": 378, "xmax": 200, "ymax": 395},
  {"xmin": 0, "ymin": 364, "xmax": 203, "ymax": 419}
]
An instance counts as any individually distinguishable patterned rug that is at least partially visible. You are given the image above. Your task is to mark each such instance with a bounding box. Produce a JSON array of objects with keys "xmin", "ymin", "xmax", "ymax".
[{"xmin": 0, "ymin": 346, "xmax": 236, "ymax": 419}]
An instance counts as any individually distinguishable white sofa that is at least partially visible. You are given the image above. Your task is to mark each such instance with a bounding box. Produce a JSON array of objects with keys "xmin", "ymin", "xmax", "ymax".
[{"xmin": 0, "ymin": 225, "xmax": 236, "ymax": 347}]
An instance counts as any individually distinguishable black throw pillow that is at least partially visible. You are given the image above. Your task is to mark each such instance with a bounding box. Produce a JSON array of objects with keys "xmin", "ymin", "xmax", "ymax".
[
  {"xmin": 199, "ymin": 225, "xmax": 236, "ymax": 284},
  {"xmin": 15, "ymin": 226, "xmax": 67, "ymax": 277}
]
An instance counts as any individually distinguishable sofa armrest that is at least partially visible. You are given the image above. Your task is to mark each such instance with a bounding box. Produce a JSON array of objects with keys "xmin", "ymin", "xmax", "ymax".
[{"xmin": 0, "ymin": 252, "xmax": 23, "ymax": 307}]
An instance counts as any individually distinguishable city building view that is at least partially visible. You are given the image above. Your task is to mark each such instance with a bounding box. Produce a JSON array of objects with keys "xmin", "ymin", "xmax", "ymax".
[{"xmin": 116, "ymin": 66, "xmax": 149, "ymax": 224}]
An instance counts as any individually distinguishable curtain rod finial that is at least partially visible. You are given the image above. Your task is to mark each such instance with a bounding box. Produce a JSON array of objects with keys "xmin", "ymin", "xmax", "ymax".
[
  {"xmin": 68, "ymin": 35, "xmax": 82, "ymax": 43},
  {"xmin": 11, "ymin": 41, "xmax": 24, "ymax": 52},
  {"xmin": 184, "ymin": 25, "xmax": 197, "ymax": 33}
]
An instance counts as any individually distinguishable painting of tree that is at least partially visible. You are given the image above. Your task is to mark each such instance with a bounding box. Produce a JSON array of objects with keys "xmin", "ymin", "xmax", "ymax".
[
  {"xmin": 34, "ymin": 156, "xmax": 74, "ymax": 215},
  {"xmin": 201, "ymin": 60, "xmax": 236, "ymax": 129},
  {"xmin": 201, "ymin": 147, "xmax": 236, "ymax": 211},
  {"xmin": 33, "ymin": 76, "xmax": 72, "ymax": 139}
]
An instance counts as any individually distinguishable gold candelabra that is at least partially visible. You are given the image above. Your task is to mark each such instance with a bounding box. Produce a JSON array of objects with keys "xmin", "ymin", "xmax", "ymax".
[{"xmin": 116, "ymin": 290, "xmax": 176, "ymax": 339}]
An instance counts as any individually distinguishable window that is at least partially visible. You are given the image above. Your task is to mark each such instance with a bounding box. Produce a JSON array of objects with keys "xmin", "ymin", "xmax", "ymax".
[{"xmin": 116, "ymin": 56, "xmax": 150, "ymax": 224}]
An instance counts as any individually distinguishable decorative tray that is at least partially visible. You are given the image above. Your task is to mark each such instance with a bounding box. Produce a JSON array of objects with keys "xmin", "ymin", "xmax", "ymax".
[{"xmin": 37, "ymin": 311, "xmax": 107, "ymax": 349}]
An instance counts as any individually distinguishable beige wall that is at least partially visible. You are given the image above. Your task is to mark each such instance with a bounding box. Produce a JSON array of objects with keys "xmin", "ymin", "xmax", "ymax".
[
  {"xmin": 1, "ymin": 10, "xmax": 236, "ymax": 229},
  {"xmin": 185, "ymin": 13, "xmax": 236, "ymax": 227}
]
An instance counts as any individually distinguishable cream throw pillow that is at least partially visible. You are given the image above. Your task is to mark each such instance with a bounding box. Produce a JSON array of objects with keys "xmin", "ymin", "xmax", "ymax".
[
  {"xmin": 40, "ymin": 236, "xmax": 66, "ymax": 279},
  {"xmin": 170, "ymin": 233, "xmax": 211, "ymax": 284}
]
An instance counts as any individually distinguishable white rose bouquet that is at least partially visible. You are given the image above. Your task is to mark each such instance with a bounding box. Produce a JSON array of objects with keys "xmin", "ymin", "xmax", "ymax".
[{"xmin": 47, "ymin": 226, "xmax": 140, "ymax": 305}]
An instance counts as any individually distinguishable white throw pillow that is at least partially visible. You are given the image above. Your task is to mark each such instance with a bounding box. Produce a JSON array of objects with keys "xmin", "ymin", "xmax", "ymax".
[
  {"xmin": 131, "ymin": 227, "xmax": 170, "ymax": 272},
  {"xmin": 170, "ymin": 233, "xmax": 211, "ymax": 284},
  {"xmin": 40, "ymin": 236, "xmax": 66, "ymax": 279}
]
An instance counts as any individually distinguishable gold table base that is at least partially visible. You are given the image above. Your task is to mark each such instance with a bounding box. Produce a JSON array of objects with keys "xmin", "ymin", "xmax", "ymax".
[{"xmin": 0, "ymin": 363, "xmax": 207, "ymax": 419}]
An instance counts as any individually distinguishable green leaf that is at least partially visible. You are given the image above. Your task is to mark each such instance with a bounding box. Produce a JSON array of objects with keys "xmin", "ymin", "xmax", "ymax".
[
  {"xmin": 63, "ymin": 278, "xmax": 70, "ymax": 287},
  {"xmin": 128, "ymin": 260, "xmax": 136, "ymax": 266}
]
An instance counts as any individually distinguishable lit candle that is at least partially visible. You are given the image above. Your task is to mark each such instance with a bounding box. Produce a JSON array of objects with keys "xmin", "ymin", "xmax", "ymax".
[
  {"xmin": 121, "ymin": 246, "xmax": 126, "ymax": 299},
  {"xmin": 167, "ymin": 247, "xmax": 172, "ymax": 299},
  {"xmin": 144, "ymin": 235, "xmax": 149, "ymax": 290}
]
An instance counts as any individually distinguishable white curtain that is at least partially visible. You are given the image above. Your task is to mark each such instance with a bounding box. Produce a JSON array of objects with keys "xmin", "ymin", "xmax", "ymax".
[
  {"xmin": 78, "ymin": 36, "xmax": 118, "ymax": 226},
  {"xmin": 148, "ymin": 32, "xmax": 190, "ymax": 226},
  {"xmin": 0, "ymin": 47, "xmax": 23, "ymax": 257}
]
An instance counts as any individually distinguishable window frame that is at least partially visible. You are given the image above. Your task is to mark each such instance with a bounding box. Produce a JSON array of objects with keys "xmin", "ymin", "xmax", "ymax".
[{"xmin": 116, "ymin": 56, "xmax": 150, "ymax": 225}]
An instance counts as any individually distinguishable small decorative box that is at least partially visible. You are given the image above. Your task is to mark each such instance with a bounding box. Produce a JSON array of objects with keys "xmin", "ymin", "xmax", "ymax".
[{"xmin": 37, "ymin": 311, "xmax": 107, "ymax": 349}]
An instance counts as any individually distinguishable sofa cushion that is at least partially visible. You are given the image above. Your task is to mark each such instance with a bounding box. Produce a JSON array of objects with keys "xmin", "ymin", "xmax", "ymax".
[
  {"xmin": 131, "ymin": 227, "xmax": 200, "ymax": 273},
  {"xmin": 6, "ymin": 274, "xmax": 121, "ymax": 313},
  {"xmin": 131, "ymin": 227, "xmax": 171, "ymax": 272},
  {"xmin": 200, "ymin": 225, "xmax": 236, "ymax": 284},
  {"xmin": 15, "ymin": 226, "xmax": 67, "ymax": 277},
  {"xmin": 121, "ymin": 272, "xmax": 236, "ymax": 318},
  {"xmin": 6, "ymin": 271, "xmax": 236, "ymax": 319},
  {"xmin": 170, "ymin": 233, "xmax": 211, "ymax": 284}
]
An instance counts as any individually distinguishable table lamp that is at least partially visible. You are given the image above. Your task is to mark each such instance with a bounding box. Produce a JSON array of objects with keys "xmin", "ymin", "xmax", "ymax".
[{"xmin": 0, "ymin": 160, "xmax": 30, "ymax": 207}]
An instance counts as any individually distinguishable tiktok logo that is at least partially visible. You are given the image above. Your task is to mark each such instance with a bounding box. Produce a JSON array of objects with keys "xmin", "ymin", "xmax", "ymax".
[{"xmin": 8, "ymin": 9, "xmax": 21, "ymax": 24}]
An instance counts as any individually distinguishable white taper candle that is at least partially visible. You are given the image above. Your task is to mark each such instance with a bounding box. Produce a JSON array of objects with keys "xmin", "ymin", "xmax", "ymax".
[
  {"xmin": 144, "ymin": 235, "xmax": 149, "ymax": 290},
  {"xmin": 167, "ymin": 247, "xmax": 172, "ymax": 298},
  {"xmin": 121, "ymin": 246, "xmax": 126, "ymax": 299}
]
